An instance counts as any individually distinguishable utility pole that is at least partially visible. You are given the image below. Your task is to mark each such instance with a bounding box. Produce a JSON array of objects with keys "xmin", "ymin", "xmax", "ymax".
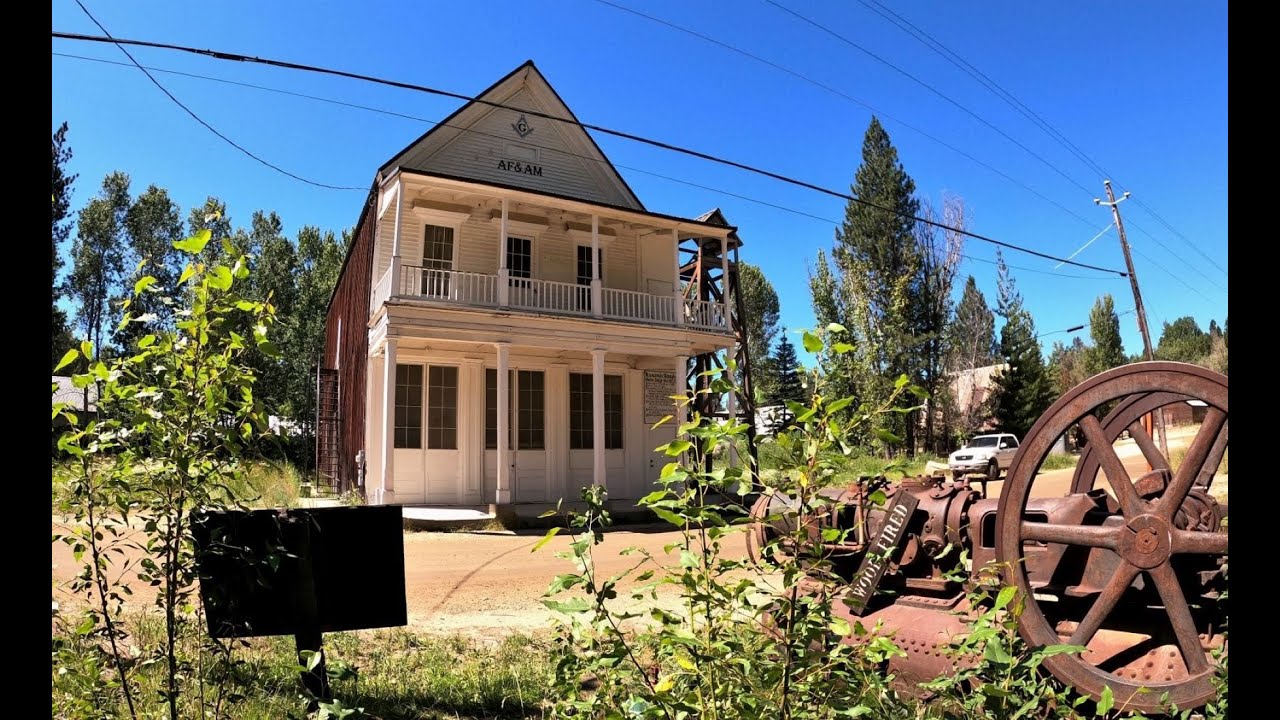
[{"xmin": 1096, "ymin": 180, "xmax": 1169, "ymax": 458}]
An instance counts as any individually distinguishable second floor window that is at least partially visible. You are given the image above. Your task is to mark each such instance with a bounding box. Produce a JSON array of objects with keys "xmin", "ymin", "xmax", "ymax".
[
  {"xmin": 507, "ymin": 236, "xmax": 532, "ymax": 286},
  {"xmin": 422, "ymin": 225, "xmax": 454, "ymax": 296}
]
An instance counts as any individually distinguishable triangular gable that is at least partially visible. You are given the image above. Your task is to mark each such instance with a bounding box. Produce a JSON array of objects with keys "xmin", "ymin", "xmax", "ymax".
[
  {"xmin": 695, "ymin": 208, "xmax": 743, "ymax": 247},
  {"xmin": 380, "ymin": 61, "xmax": 644, "ymax": 211}
]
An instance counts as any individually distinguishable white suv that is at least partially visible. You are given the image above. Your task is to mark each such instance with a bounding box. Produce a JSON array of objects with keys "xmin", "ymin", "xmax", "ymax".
[{"xmin": 948, "ymin": 433, "xmax": 1019, "ymax": 483}]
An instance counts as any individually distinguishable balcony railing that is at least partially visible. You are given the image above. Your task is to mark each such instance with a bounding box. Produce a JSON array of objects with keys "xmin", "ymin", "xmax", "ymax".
[{"xmin": 392, "ymin": 265, "xmax": 731, "ymax": 334}]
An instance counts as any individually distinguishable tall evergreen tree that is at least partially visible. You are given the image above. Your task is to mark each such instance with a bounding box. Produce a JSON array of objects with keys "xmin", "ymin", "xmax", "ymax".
[
  {"xmin": 52, "ymin": 122, "xmax": 77, "ymax": 369},
  {"xmin": 116, "ymin": 185, "xmax": 184, "ymax": 349},
  {"xmin": 811, "ymin": 116, "xmax": 923, "ymax": 449},
  {"xmin": 990, "ymin": 251, "xmax": 1053, "ymax": 438},
  {"xmin": 736, "ymin": 262, "xmax": 781, "ymax": 401},
  {"xmin": 1086, "ymin": 293, "xmax": 1125, "ymax": 375},
  {"xmin": 70, "ymin": 172, "xmax": 131, "ymax": 357},
  {"xmin": 187, "ymin": 197, "xmax": 234, "ymax": 261},
  {"xmin": 1047, "ymin": 336, "xmax": 1091, "ymax": 397},
  {"xmin": 770, "ymin": 331, "xmax": 807, "ymax": 405},
  {"xmin": 947, "ymin": 276, "xmax": 997, "ymax": 372},
  {"xmin": 1155, "ymin": 316, "xmax": 1211, "ymax": 363}
]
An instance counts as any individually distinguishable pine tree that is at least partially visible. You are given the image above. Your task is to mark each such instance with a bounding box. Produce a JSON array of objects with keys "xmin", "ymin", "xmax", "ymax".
[
  {"xmin": 1086, "ymin": 293, "xmax": 1125, "ymax": 375},
  {"xmin": 770, "ymin": 331, "xmax": 807, "ymax": 405},
  {"xmin": 52, "ymin": 122, "xmax": 77, "ymax": 369},
  {"xmin": 990, "ymin": 251, "xmax": 1054, "ymax": 438},
  {"xmin": 1155, "ymin": 316, "xmax": 1211, "ymax": 362},
  {"xmin": 116, "ymin": 185, "xmax": 184, "ymax": 349},
  {"xmin": 737, "ymin": 262, "xmax": 781, "ymax": 401},
  {"xmin": 70, "ymin": 172, "xmax": 131, "ymax": 358},
  {"xmin": 947, "ymin": 276, "xmax": 997, "ymax": 372},
  {"xmin": 810, "ymin": 116, "xmax": 923, "ymax": 449}
]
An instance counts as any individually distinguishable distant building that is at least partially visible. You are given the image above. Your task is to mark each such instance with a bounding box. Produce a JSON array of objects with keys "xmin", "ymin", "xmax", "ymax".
[{"xmin": 948, "ymin": 363, "xmax": 1007, "ymax": 433}]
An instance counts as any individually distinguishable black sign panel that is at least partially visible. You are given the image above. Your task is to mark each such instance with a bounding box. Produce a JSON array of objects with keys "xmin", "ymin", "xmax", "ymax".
[
  {"xmin": 192, "ymin": 505, "xmax": 407, "ymax": 638},
  {"xmin": 844, "ymin": 492, "xmax": 920, "ymax": 615}
]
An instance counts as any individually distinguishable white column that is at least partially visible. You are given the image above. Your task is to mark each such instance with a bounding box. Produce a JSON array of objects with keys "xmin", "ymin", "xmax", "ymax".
[
  {"xmin": 672, "ymin": 228, "xmax": 683, "ymax": 326},
  {"xmin": 390, "ymin": 180, "xmax": 405, "ymax": 297},
  {"xmin": 592, "ymin": 348, "xmax": 606, "ymax": 489},
  {"xmin": 380, "ymin": 338, "xmax": 398, "ymax": 505},
  {"xmin": 498, "ymin": 198, "xmax": 510, "ymax": 307},
  {"xmin": 720, "ymin": 234, "xmax": 731, "ymax": 332},
  {"xmin": 495, "ymin": 343, "xmax": 511, "ymax": 505},
  {"xmin": 590, "ymin": 214, "xmax": 603, "ymax": 318}
]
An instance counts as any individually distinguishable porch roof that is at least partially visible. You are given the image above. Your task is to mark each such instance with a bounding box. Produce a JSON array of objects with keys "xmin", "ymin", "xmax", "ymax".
[{"xmin": 386, "ymin": 166, "xmax": 743, "ymax": 246}]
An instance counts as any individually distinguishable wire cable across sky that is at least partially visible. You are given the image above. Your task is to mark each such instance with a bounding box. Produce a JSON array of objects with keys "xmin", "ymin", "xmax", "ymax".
[{"xmin": 50, "ymin": 29, "xmax": 1129, "ymax": 277}]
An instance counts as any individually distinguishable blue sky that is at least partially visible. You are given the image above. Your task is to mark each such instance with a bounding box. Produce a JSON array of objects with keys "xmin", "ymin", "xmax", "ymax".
[{"xmin": 51, "ymin": 1, "xmax": 1227, "ymax": 362}]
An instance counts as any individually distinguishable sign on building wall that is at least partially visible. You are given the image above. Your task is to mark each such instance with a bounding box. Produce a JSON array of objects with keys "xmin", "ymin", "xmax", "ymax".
[{"xmin": 644, "ymin": 370, "xmax": 677, "ymax": 424}]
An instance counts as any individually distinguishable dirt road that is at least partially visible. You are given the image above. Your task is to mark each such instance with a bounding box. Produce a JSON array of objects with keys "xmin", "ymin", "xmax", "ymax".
[{"xmin": 52, "ymin": 426, "xmax": 1221, "ymax": 638}]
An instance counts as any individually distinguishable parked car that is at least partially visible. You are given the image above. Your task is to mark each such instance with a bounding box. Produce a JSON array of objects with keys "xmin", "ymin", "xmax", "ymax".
[{"xmin": 948, "ymin": 433, "xmax": 1020, "ymax": 483}]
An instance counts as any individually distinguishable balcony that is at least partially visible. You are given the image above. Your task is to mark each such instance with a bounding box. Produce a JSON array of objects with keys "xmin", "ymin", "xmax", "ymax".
[{"xmin": 374, "ymin": 265, "xmax": 730, "ymax": 334}]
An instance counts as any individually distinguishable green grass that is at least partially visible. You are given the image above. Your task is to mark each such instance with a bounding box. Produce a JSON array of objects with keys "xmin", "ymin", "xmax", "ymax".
[
  {"xmin": 52, "ymin": 613, "xmax": 552, "ymax": 719},
  {"xmin": 1038, "ymin": 453, "xmax": 1079, "ymax": 472},
  {"xmin": 755, "ymin": 438, "xmax": 943, "ymax": 487},
  {"xmin": 1170, "ymin": 445, "xmax": 1229, "ymax": 475},
  {"xmin": 52, "ymin": 459, "xmax": 305, "ymax": 513}
]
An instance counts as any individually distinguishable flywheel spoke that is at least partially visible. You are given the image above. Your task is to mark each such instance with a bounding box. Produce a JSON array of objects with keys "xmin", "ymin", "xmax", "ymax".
[
  {"xmin": 1172, "ymin": 529, "xmax": 1228, "ymax": 556},
  {"xmin": 1022, "ymin": 522, "xmax": 1118, "ymax": 549},
  {"xmin": 1157, "ymin": 409, "xmax": 1228, "ymax": 520},
  {"xmin": 1124, "ymin": 419, "xmax": 1171, "ymax": 474},
  {"xmin": 1079, "ymin": 415, "xmax": 1142, "ymax": 516},
  {"xmin": 1069, "ymin": 561, "xmax": 1141, "ymax": 647},
  {"xmin": 1149, "ymin": 562, "xmax": 1210, "ymax": 675}
]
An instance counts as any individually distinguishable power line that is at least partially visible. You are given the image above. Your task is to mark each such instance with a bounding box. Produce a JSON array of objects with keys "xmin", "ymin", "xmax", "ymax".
[
  {"xmin": 763, "ymin": 0, "xmax": 1095, "ymax": 197},
  {"xmin": 584, "ymin": 0, "xmax": 1102, "ymax": 233},
  {"xmin": 52, "ymin": 49, "xmax": 1122, "ymax": 287},
  {"xmin": 68, "ymin": 0, "xmax": 362, "ymax": 192},
  {"xmin": 1036, "ymin": 309, "xmax": 1135, "ymax": 339},
  {"xmin": 1130, "ymin": 245, "xmax": 1216, "ymax": 304},
  {"xmin": 51, "ymin": 30, "xmax": 1127, "ymax": 276},
  {"xmin": 855, "ymin": 0, "xmax": 1228, "ymax": 282}
]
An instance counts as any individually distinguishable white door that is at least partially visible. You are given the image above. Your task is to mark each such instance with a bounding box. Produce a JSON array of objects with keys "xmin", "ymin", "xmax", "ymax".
[
  {"xmin": 423, "ymin": 365, "xmax": 461, "ymax": 503},
  {"xmin": 482, "ymin": 369, "xmax": 549, "ymax": 503}
]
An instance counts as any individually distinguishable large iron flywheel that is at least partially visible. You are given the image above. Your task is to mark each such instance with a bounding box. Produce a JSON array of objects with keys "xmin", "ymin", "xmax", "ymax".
[{"xmin": 995, "ymin": 362, "xmax": 1228, "ymax": 713}]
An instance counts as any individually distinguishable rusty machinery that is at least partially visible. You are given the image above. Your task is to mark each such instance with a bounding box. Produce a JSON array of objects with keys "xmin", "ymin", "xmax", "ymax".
[{"xmin": 747, "ymin": 363, "xmax": 1228, "ymax": 714}]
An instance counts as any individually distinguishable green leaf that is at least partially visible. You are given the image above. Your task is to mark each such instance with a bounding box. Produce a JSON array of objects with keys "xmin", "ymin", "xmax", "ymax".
[
  {"xmin": 137, "ymin": 335, "xmax": 157, "ymax": 349},
  {"xmin": 1096, "ymin": 684, "xmax": 1114, "ymax": 715},
  {"xmin": 532, "ymin": 527, "xmax": 560, "ymax": 553},
  {"xmin": 874, "ymin": 428, "xmax": 902, "ymax": 445},
  {"xmin": 174, "ymin": 229, "xmax": 212, "ymax": 254},
  {"xmin": 651, "ymin": 508, "xmax": 684, "ymax": 526},
  {"xmin": 541, "ymin": 597, "xmax": 591, "ymax": 614},
  {"xmin": 54, "ymin": 348, "xmax": 79, "ymax": 373},
  {"xmin": 802, "ymin": 330, "xmax": 823, "ymax": 354},
  {"xmin": 827, "ymin": 322, "xmax": 847, "ymax": 333},
  {"xmin": 133, "ymin": 275, "xmax": 158, "ymax": 296},
  {"xmin": 826, "ymin": 397, "xmax": 853, "ymax": 414},
  {"xmin": 995, "ymin": 585, "xmax": 1017, "ymax": 611},
  {"xmin": 831, "ymin": 342, "xmax": 854, "ymax": 354},
  {"xmin": 178, "ymin": 264, "xmax": 197, "ymax": 285},
  {"xmin": 829, "ymin": 616, "xmax": 852, "ymax": 636},
  {"xmin": 894, "ymin": 374, "xmax": 910, "ymax": 390},
  {"xmin": 664, "ymin": 440, "xmax": 693, "ymax": 456},
  {"xmin": 208, "ymin": 266, "xmax": 233, "ymax": 290}
]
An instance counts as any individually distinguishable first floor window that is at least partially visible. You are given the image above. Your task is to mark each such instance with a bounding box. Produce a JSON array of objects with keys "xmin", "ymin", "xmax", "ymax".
[
  {"xmin": 517, "ymin": 370, "xmax": 545, "ymax": 450},
  {"xmin": 485, "ymin": 369, "xmax": 546, "ymax": 450},
  {"xmin": 569, "ymin": 373, "xmax": 624, "ymax": 450},
  {"xmin": 426, "ymin": 366, "xmax": 458, "ymax": 450},
  {"xmin": 394, "ymin": 364, "xmax": 423, "ymax": 449}
]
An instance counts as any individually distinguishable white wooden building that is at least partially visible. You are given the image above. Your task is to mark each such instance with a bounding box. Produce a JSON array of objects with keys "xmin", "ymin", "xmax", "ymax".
[{"xmin": 321, "ymin": 61, "xmax": 743, "ymax": 508}]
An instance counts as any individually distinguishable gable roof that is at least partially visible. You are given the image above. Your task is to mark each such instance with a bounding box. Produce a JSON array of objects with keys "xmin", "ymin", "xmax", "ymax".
[
  {"xmin": 378, "ymin": 61, "xmax": 645, "ymax": 211},
  {"xmin": 694, "ymin": 207, "xmax": 743, "ymax": 248}
]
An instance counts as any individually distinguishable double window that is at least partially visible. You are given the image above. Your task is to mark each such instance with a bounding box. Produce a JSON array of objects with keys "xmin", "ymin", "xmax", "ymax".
[
  {"xmin": 569, "ymin": 374, "xmax": 623, "ymax": 450},
  {"xmin": 393, "ymin": 364, "xmax": 457, "ymax": 450}
]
